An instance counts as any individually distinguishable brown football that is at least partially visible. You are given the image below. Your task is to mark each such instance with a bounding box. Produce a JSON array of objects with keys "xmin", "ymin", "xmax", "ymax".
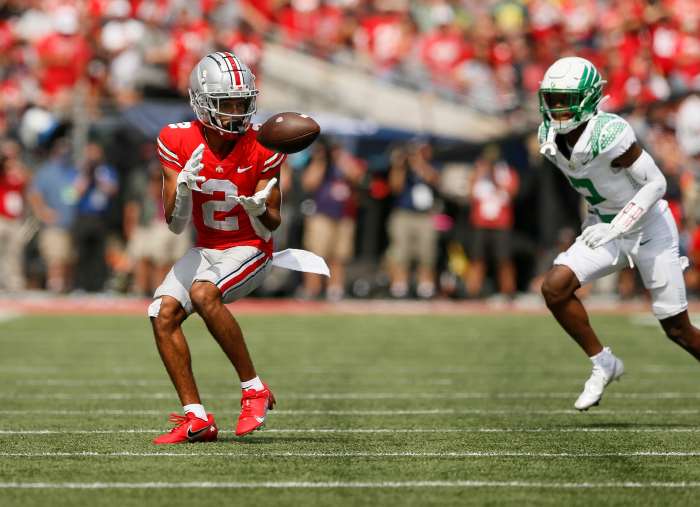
[{"xmin": 256, "ymin": 112, "xmax": 321, "ymax": 154}]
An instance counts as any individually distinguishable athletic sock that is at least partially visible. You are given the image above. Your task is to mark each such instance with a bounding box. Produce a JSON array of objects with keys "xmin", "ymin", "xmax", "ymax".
[
  {"xmin": 183, "ymin": 404, "xmax": 208, "ymax": 422},
  {"xmin": 241, "ymin": 376, "xmax": 264, "ymax": 391}
]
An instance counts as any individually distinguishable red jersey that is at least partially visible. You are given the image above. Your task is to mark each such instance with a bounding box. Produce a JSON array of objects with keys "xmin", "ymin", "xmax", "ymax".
[
  {"xmin": 470, "ymin": 163, "xmax": 519, "ymax": 230},
  {"xmin": 156, "ymin": 120, "xmax": 286, "ymax": 254},
  {"xmin": 35, "ymin": 32, "xmax": 91, "ymax": 95},
  {"xmin": 0, "ymin": 169, "xmax": 26, "ymax": 220}
]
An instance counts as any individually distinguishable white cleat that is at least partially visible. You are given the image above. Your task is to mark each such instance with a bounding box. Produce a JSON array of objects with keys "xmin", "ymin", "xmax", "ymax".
[{"xmin": 574, "ymin": 355, "xmax": 624, "ymax": 411}]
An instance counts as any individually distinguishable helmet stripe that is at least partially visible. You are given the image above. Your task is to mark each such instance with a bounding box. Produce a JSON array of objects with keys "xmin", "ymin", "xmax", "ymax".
[
  {"xmin": 586, "ymin": 67, "xmax": 595, "ymax": 88},
  {"xmin": 229, "ymin": 53, "xmax": 248, "ymax": 88},
  {"xmin": 216, "ymin": 52, "xmax": 231, "ymax": 71},
  {"xmin": 215, "ymin": 52, "xmax": 236, "ymax": 87},
  {"xmin": 222, "ymin": 52, "xmax": 242, "ymax": 86},
  {"xmin": 578, "ymin": 66, "xmax": 589, "ymax": 90}
]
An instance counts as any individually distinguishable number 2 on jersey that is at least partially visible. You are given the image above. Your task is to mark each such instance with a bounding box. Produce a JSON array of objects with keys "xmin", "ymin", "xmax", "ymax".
[
  {"xmin": 567, "ymin": 176, "xmax": 605, "ymax": 206},
  {"xmin": 200, "ymin": 179, "xmax": 239, "ymax": 231}
]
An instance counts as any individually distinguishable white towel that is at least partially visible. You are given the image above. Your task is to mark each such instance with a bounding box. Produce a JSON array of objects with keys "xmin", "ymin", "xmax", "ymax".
[{"xmin": 271, "ymin": 248, "xmax": 330, "ymax": 277}]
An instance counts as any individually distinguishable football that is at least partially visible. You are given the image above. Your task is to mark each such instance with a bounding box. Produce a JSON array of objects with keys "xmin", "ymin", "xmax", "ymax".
[{"xmin": 256, "ymin": 112, "xmax": 321, "ymax": 154}]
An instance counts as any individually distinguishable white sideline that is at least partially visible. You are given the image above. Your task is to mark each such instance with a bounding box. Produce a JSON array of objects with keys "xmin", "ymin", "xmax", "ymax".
[
  {"xmin": 4, "ymin": 392, "xmax": 700, "ymax": 400},
  {"xmin": 2, "ymin": 427, "xmax": 700, "ymax": 435},
  {"xmin": 1, "ymin": 480, "xmax": 700, "ymax": 489},
  {"xmin": 2, "ymin": 451, "xmax": 700, "ymax": 458},
  {"xmin": 2, "ymin": 409, "xmax": 700, "ymax": 416}
]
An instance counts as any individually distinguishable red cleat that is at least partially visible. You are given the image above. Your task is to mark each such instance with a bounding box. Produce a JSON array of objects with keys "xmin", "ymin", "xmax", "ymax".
[
  {"xmin": 235, "ymin": 384, "xmax": 276, "ymax": 436},
  {"xmin": 153, "ymin": 412, "xmax": 218, "ymax": 445}
]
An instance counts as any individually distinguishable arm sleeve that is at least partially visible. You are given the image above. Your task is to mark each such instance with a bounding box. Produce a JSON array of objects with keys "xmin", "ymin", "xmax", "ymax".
[
  {"xmin": 624, "ymin": 150, "xmax": 667, "ymax": 210},
  {"xmin": 167, "ymin": 186, "xmax": 192, "ymax": 234},
  {"xmin": 610, "ymin": 150, "xmax": 667, "ymax": 233},
  {"xmin": 157, "ymin": 125, "xmax": 190, "ymax": 233}
]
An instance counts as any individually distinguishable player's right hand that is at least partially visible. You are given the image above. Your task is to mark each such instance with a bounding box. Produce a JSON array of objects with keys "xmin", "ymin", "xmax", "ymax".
[
  {"xmin": 578, "ymin": 222, "xmax": 620, "ymax": 249},
  {"xmin": 177, "ymin": 143, "xmax": 206, "ymax": 192}
]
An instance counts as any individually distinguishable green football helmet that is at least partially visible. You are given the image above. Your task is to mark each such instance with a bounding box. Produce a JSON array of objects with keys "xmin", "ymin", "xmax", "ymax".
[{"xmin": 539, "ymin": 56, "xmax": 606, "ymax": 134}]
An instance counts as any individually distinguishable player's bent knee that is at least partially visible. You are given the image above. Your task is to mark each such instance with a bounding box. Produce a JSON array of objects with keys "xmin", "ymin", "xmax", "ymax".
[
  {"xmin": 190, "ymin": 281, "xmax": 221, "ymax": 314},
  {"xmin": 541, "ymin": 267, "xmax": 577, "ymax": 307},
  {"xmin": 151, "ymin": 296, "xmax": 185, "ymax": 330}
]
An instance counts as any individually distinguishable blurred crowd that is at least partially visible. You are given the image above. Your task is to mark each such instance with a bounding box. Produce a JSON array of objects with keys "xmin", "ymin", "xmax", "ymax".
[
  {"xmin": 1, "ymin": 0, "xmax": 699, "ymax": 116},
  {"xmin": 0, "ymin": 0, "xmax": 700, "ymax": 301}
]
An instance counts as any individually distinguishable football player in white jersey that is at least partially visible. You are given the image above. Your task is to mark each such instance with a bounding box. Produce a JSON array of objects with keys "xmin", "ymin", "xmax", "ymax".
[{"xmin": 538, "ymin": 57, "xmax": 700, "ymax": 410}]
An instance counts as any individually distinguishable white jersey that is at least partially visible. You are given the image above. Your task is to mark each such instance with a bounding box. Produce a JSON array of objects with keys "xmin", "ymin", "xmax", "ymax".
[
  {"xmin": 538, "ymin": 112, "xmax": 667, "ymax": 228},
  {"xmin": 543, "ymin": 112, "xmax": 687, "ymax": 319}
]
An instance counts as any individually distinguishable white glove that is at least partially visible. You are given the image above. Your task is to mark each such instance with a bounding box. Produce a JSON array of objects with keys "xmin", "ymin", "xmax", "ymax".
[
  {"xmin": 578, "ymin": 222, "xmax": 623, "ymax": 249},
  {"xmin": 177, "ymin": 143, "xmax": 205, "ymax": 192},
  {"xmin": 232, "ymin": 178, "xmax": 277, "ymax": 217}
]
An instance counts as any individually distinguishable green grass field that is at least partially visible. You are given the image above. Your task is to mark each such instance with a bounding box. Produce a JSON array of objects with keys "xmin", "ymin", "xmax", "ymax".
[{"xmin": 2, "ymin": 311, "xmax": 700, "ymax": 506}]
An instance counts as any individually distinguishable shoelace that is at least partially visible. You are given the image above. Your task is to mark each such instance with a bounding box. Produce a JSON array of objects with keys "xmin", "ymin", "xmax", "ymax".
[
  {"xmin": 586, "ymin": 365, "xmax": 609, "ymax": 387},
  {"xmin": 166, "ymin": 413, "xmax": 189, "ymax": 432},
  {"xmin": 240, "ymin": 390, "xmax": 264, "ymax": 417}
]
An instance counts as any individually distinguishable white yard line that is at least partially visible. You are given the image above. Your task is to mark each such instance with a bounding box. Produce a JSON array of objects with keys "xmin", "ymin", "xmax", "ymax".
[
  {"xmin": 13, "ymin": 380, "xmax": 172, "ymax": 387},
  {"xmin": 1, "ymin": 480, "xmax": 700, "ymax": 489},
  {"xmin": 3, "ymin": 392, "xmax": 700, "ymax": 400},
  {"xmin": 1, "ymin": 427, "xmax": 700, "ymax": 435},
  {"xmin": 2, "ymin": 409, "xmax": 700, "ymax": 416},
  {"xmin": 2, "ymin": 366, "xmax": 698, "ymax": 376},
  {"xmin": 1, "ymin": 451, "xmax": 700, "ymax": 458}
]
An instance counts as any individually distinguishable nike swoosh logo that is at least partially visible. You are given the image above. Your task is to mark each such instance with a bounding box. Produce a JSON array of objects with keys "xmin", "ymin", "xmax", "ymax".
[
  {"xmin": 186, "ymin": 424, "xmax": 211, "ymax": 440},
  {"xmin": 237, "ymin": 165, "xmax": 253, "ymax": 173},
  {"xmin": 640, "ymin": 239, "xmax": 652, "ymax": 246}
]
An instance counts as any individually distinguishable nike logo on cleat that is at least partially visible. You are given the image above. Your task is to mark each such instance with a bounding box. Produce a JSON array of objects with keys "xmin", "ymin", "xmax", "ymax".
[
  {"xmin": 237, "ymin": 165, "xmax": 253, "ymax": 173},
  {"xmin": 186, "ymin": 425, "xmax": 211, "ymax": 440}
]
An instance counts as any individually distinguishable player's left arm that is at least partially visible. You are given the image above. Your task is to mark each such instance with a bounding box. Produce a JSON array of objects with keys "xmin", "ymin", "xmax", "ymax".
[
  {"xmin": 581, "ymin": 140, "xmax": 667, "ymax": 249},
  {"xmin": 233, "ymin": 176, "xmax": 282, "ymax": 241},
  {"xmin": 609, "ymin": 142, "xmax": 667, "ymax": 231}
]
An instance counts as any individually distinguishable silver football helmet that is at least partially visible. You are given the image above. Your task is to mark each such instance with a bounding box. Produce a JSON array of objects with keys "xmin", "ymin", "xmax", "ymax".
[{"xmin": 188, "ymin": 52, "xmax": 258, "ymax": 135}]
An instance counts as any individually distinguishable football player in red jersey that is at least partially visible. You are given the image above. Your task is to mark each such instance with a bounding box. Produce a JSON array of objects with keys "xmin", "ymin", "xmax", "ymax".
[{"xmin": 149, "ymin": 52, "xmax": 286, "ymax": 444}]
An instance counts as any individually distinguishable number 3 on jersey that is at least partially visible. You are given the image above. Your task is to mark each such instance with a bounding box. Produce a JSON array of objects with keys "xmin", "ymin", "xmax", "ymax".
[
  {"xmin": 201, "ymin": 179, "xmax": 239, "ymax": 231},
  {"xmin": 567, "ymin": 176, "xmax": 605, "ymax": 206}
]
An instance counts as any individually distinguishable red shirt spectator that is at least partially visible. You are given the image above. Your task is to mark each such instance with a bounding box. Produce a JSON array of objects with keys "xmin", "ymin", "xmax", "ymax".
[
  {"xmin": 355, "ymin": 13, "xmax": 414, "ymax": 72},
  {"xmin": 168, "ymin": 19, "xmax": 212, "ymax": 92},
  {"xmin": 0, "ymin": 20, "xmax": 14, "ymax": 53},
  {"xmin": 222, "ymin": 24, "xmax": 264, "ymax": 74},
  {"xmin": 651, "ymin": 21, "xmax": 680, "ymax": 76},
  {"xmin": 311, "ymin": 2, "xmax": 345, "ymax": 55},
  {"xmin": 469, "ymin": 160, "xmax": 519, "ymax": 230},
  {"xmin": 277, "ymin": 0, "xmax": 322, "ymax": 48},
  {"xmin": 277, "ymin": 1, "xmax": 345, "ymax": 56},
  {"xmin": 419, "ymin": 25, "xmax": 470, "ymax": 81},
  {"xmin": 0, "ymin": 163, "xmax": 26, "ymax": 220},
  {"xmin": 676, "ymin": 27, "xmax": 700, "ymax": 84},
  {"xmin": 34, "ymin": 26, "xmax": 91, "ymax": 96}
]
